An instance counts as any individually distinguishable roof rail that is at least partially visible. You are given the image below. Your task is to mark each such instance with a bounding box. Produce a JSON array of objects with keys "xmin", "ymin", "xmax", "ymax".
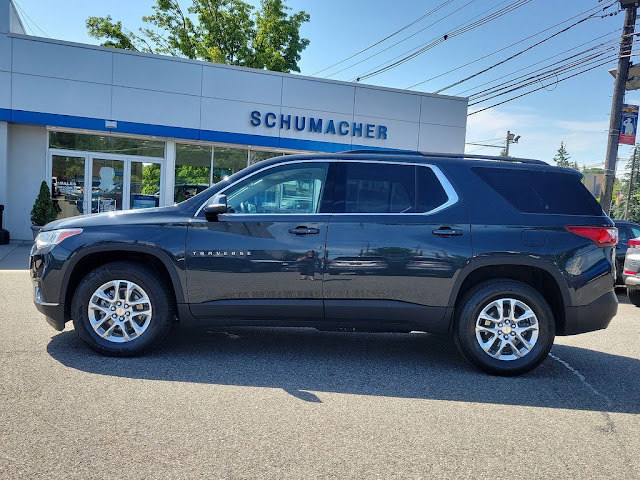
[{"xmin": 342, "ymin": 149, "xmax": 548, "ymax": 166}]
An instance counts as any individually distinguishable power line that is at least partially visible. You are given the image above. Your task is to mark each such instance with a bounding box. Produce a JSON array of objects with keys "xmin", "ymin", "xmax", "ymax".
[
  {"xmin": 324, "ymin": 0, "xmax": 484, "ymax": 79},
  {"xmin": 311, "ymin": 0, "xmax": 455, "ymax": 76},
  {"xmin": 454, "ymin": 30, "xmax": 619, "ymax": 96},
  {"xmin": 354, "ymin": 0, "xmax": 534, "ymax": 82},
  {"xmin": 406, "ymin": 3, "xmax": 618, "ymax": 90},
  {"xmin": 467, "ymin": 43, "xmax": 619, "ymax": 102},
  {"xmin": 468, "ymin": 56, "xmax": 620, "ymax": 115},
  {"xmin": 12, "ymin": 0, "xmax": 50, "ymax": 38},
  {"xmin": 435, "ymin": 0, "xmax": 618, "ymax": 94}
]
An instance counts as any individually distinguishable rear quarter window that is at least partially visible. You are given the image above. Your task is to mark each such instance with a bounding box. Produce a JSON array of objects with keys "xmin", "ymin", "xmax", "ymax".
[{"xmin": 472, "ymin": 167, "xmax": 603, "ymax": 216}]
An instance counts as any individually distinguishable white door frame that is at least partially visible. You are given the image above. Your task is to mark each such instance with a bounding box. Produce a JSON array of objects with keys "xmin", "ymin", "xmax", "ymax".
[{"xmin": 49, "ymin": 148, "xmax": 165, "ymax": 214}]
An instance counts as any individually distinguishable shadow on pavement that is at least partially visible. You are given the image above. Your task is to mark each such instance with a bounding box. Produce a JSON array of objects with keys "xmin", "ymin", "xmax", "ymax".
[{"xmin": 47, "ymin": 326, "xmax": 639, "ymax": 413}]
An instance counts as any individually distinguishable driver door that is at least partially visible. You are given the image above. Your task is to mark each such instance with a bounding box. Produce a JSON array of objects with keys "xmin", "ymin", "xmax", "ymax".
[{"xmin": 186, "ymin": 161, "xmax": 335, "ymax": 322}]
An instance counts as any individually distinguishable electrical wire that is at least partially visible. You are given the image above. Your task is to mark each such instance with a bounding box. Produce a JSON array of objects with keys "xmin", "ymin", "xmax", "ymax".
[
  {"xmin": 324, "ymin": 0, "xmax": 485, "ymax": 79},
  {"xmin": 454, "ymin": 30, "xmax": 619, "ymax": 96},
  {"xmin": 310, "ymin": 0, "xmax": 455, "ymax": 76},
  {"xmin": 435, "ymin": 0, "xmax": 618, "ymax": 94},
  {"xmin": 406, "ymin": 1, "xmax": 618, "ymax": 90},
  {"xmin": 354, "ymin": 0, "xmax": 534, "ymax": 82},
  {"xmin": 468, "ymin": 55, "xmax": 622, "ymax": 115},
  {"xmin": 467, "ymin": 43, "xmax": 619, "ymax": 101},
  {"xmin": 12, "ymin": 0, "xmax": 50, "ymax": 37}
]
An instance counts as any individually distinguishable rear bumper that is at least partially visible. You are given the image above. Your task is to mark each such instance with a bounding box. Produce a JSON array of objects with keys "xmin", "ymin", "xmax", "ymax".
[
  {"xmin": 625, "ymin": 275, "xmax": 640, "ymax": 291},
  {"xmin": 560, "ymin": 290, "xmax": 618, "ymax": 335}
]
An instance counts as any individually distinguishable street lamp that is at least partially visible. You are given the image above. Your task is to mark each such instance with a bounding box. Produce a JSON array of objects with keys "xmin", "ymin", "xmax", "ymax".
[{"xmin": 505, "ymin": 131, "xmax": 521, "ymax": 156}]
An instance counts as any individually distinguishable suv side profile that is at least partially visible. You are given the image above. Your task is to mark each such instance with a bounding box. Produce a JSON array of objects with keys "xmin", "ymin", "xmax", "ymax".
[{"xmin": 30, "ymin": 151, "xmax": 618, "ymax": 376}]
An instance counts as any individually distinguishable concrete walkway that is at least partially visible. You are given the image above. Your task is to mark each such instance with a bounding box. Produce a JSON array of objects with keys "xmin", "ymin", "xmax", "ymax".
[{"xmin": 0, "ymin": 240, "xmax": 32, "ymax": 270}]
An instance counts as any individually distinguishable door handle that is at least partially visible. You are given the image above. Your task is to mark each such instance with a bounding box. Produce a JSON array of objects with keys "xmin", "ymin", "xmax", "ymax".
[
  {"xmin": 289, "ymin": 226, "xmax": 320, "ymax": 235},
  {"xmin": 432, "ymin": 227, "xmax": 463, "ymax": 237}
]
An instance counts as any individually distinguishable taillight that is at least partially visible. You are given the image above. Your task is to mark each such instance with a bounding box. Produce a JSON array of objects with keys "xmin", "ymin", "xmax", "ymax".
[
  {"xmin": 565, "ymin": 226, "xmax": 618, "ymax": 247},
  {"xmin": 629, "ymin": 239, "xmax": 640, "ymax": 249}
]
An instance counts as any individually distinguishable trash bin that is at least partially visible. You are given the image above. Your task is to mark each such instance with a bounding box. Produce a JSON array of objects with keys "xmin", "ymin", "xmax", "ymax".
[{"xmin": 0, "ymin": 205, "xmax": 9, "ymax": 245}]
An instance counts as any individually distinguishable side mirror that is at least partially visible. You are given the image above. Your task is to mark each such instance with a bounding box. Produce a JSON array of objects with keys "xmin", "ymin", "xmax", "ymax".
[{"xmin": 204, "ymin": 195, "xmax": 227, "ymax": 221}]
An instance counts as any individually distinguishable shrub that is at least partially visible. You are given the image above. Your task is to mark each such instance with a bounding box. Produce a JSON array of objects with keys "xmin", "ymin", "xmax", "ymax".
[{"xmin": 31, "ymin": 181, "xmax": 57, "ymax": 226}]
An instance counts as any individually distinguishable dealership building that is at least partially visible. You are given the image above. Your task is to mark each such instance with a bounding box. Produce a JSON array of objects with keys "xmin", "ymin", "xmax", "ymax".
[{"xmin": 0, "ymin": 0, "xmax": 468, "ymax": 240}]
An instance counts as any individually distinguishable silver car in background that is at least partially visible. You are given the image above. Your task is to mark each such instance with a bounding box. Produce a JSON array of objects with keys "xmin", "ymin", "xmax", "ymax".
[{"xmin": 623, "ymin": 237, "xmax": 640, "ymax": 306}]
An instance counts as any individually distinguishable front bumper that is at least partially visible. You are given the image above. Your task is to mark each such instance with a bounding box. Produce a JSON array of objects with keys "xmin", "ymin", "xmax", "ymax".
[
  {"xmin": 561, "ymin": 290, "xmax": 618, "ymax": 335},
  {"xmin": 33, "ymin": 284, "xmax": 66, "ymax": 330}
]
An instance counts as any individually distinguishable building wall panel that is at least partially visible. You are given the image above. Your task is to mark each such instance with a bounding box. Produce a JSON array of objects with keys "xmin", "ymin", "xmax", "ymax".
[
  {"xmin": 13, "ymin": 38, "xmax": 112, "ymax": 84},
  {"xmin": 418, "ymin": 123, "xmax": 466, "ymax": 154},
  {"xmin": 420, "ymin": 95, "xmax": 468, "ymax": 128},
  {"xmin": 112, "ymin": 86, "xmax": 200, "ymax": 129},
  {"xmin": 5, "ymin": 124, "xmax": 47, "ymax": 240},
  {"xmin": 354, "ymin": 87, "xmax": 421, "ymax": 123},
  {"xmin": 282, "ymin": 77, "xmax": 354, "ymax": 115},
  {"xmin": 0, "ymin": 70, "xmax": 10, "ymax": 109},
  {"xmin": 202, "ymin": 66, "xmax": 282, "ymax": 105},
  {"xmin": 12, "ymin": 73, "xmax": 111, "ymax": 119},
  {"xmin": 113, "ymin": 53, "xmax": 202, "ymax": 96}
]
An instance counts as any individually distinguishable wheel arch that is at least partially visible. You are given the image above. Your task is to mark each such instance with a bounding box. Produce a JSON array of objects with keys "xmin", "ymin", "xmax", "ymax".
[
  {"xmin": 448, "ymin": 256, "xmax": 569, "ymax": 333},
  {"xmin": 62, "ymin": 245, "xmax": 185, "ymax": 320}
]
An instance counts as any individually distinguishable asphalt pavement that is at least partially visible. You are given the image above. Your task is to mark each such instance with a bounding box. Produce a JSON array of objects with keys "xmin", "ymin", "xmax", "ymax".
[{"xmin": 0, "ymin": 245, "xmax": 638, "ymax": 479}]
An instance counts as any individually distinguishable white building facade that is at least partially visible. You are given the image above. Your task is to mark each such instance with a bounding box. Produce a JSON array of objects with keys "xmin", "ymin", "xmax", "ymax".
[{"xmin": 0, "ymin": 0, "xmax": 468, "ymax": 240}]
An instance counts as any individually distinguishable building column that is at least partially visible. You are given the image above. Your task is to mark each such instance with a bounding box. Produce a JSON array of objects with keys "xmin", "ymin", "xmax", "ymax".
[
  {"xmin": 0, "ymin": 121, "xmax": 7, "ymax": 209},
  {"xmin": 164, "ymin": 140, "xmax": 176, "ymax": 206}
]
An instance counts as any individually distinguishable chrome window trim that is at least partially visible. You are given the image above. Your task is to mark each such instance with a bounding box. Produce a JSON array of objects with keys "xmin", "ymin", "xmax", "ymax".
[{"xmin": 194, "ymin": 159, "xmax": 459, "ymax": 217}]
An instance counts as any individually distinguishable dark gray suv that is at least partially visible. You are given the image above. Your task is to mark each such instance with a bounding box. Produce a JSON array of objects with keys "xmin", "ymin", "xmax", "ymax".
[{"xmin": 30, "ymin": 151, "xmax": 618, "ymax": 375}]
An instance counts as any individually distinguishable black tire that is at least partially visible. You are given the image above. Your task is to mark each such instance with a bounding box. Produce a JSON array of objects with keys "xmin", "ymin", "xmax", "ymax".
[
  {"xmin": 71, "ymin": 261, "xmax": 173, "ymax": 356},
  {"xmin": 454, "ymin": 279, "xmax": 555, "ymax": 376},
  {"xmin": 629, "ymin": 289, "xmax": 640, "ymax": 307}
]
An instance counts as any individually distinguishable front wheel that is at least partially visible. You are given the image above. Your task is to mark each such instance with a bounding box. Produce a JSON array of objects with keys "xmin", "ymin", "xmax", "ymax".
[
  {"xmin": 71, "ymin": 261, "xmax": 173, "ymax": 356},
  {"xmin": 629, "ymin": 289, "xmax": 640, "ymax": 307},
  {"xmin": 454, "ymin": 280, "xmax": 555, "ymax": 376}
]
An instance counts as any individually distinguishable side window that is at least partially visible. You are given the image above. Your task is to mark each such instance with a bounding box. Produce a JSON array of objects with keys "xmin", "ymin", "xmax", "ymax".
[
  {"xmin": 224, "ymin": 163, "xmax": 329, "ymax": 214},
  {"xmin": 343, "ymin": 163, "xmax": 415, "ymax": 213},
  {"xmin": 630, "ymin": 226, "xmax": 640, "ymax": 238},
  {"xmin": 417, "ymin": 167, "xmax": 449, "ymax": 212}
]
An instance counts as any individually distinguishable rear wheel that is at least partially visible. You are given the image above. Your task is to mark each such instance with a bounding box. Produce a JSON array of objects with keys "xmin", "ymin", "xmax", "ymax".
[
  {"xmin": 455, "ymin": 279, "xmax": 555, "ymax": 376},
  {"xmin": 629, "ymin": 289, "xmax": 640, "ymax": 307},
  {"xmin": 71, "ymin": 261, "xmax": 173, "ymax": 355}
]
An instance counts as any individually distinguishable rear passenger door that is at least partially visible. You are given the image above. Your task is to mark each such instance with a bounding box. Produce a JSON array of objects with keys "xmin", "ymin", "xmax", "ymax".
[{"xmin": 323, "ymin": 160, "xmax": 471, "ymax": 328}]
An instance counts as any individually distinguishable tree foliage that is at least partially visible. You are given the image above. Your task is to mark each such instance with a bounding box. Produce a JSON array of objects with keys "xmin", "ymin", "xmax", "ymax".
[
  {"xmin": 553, "ymin": 142, "xmax": 579, "ymax": 170},
  {"xmin": 86, "ymin": 0, "xmax": 310, "ymax": 72},
  {"xmin": 612, "ymin": 147, "xmax": 640, "ymax": 222},
  {"xmin": 31, "ymin": 181, "xmax": 58, "ymax": 226}
]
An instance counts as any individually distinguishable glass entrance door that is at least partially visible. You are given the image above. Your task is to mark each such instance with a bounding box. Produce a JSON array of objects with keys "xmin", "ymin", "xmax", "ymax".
[
  {"xmin": 90, "ymin": 158, "xmax": 125, "ymax": 213},
  {"xmin": 51, "ymin": 154, "xmax": 87, "ymax": 220},
  {"xmin": 85, "ymin": 156, "xmax": 163, "ymax": 213}
]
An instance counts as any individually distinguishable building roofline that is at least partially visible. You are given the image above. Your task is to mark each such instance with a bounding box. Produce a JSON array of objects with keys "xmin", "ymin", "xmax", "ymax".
[{"xmin": 6, "ymin": 31, "xmax": 468, "ymax": 103}]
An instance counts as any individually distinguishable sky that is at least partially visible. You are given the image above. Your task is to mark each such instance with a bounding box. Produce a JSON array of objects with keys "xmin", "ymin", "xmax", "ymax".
[{"xmin": 12, "ymin": 0, "xmax": 640, "ymax": 172}]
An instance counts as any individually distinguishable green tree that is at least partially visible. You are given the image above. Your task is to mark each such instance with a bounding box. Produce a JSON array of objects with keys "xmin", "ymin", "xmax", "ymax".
[
  {"xmin": 86, "ymin": 0, "xmax": 310, "ymax": 73},
  {"xmin": 141, "ymin": 164, "xmax": 162, "ymax": 194},
  {"xmin": 31, "ymin": 181, "xmax": 58, "ymax": 226},
  {"xmin": 498, "ymin": 148, "xmax": 507, "ymax": 157},
  {"xmin": 553, "ymin": 142, "xmax": 579, "ymax": 170},
  {"xmin": 612, "ymin": 147, "xmax": 640, "ymax": 222}
]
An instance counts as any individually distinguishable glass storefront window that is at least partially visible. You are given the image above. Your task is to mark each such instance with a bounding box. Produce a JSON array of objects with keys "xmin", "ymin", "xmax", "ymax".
[
  {"xmin": 248, "ymin": 149, "xmax": 282, "ymax": 165},
  {"xmin": 213, "ymin": 147, "xmax": 249, "ymax": 184},
  {"xmin": 50, "ymin": 131, "xmax": 165, "ymax": 158},
  {"xmin": 51, "ymin": 155, "xmax": 86, "ymax": 220},
  {"xmin": 175, "ymin": 144, "xmax": 212, "ymax": 203},
  {"xmin": 130, "ymin": 161, "xmax": 162, "ymax": 209},
  {"xmin": 91, "ymin": 158, "xmax": 124, "ymax": 213}
]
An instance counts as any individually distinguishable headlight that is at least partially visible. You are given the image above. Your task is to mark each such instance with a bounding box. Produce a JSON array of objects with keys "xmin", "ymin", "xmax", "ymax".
[{"xmin": 35, "ymin": 228, "xmax": 83, "ymax": 249}]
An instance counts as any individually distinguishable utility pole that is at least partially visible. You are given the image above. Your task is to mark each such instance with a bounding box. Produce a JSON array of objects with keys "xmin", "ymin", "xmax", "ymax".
[
  {"xmin": 505, "ymin": 131, "xmax": 521, "ymax": 157},
  {"xmin": 602, "ymin": 2, "xmax": 638, "ymax": 215},
  {"xmin": 624, "ymin": 146, "xmax": 638, "ymax": 219}
]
